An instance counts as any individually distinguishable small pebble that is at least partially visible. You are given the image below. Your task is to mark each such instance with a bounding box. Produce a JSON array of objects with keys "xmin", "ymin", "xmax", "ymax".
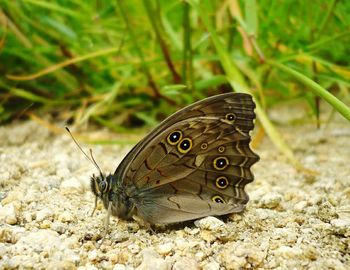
[
  {"xmin": 1, "ymin": 190, "xmax": 23, "ymax": 204},
  {"xmin": 221, "ymin": 242, "xmax": 266, "ymax": 269},
  {"xmin": 48, "ymin": 261, "xmax": 76, "ymax": 270},
  {"xmin": 260, "ymin": 192, "xmax": 282, "ymax": 209},
  {"xmin": 118, "ymin": 251, "xmax": 131, "ymax": 264},
  {"xmin": 174, "ymin": 239, "xmax": 188, "ymax": 250},
  {"xmin": 60, "ymin": 178, "xmax": 84, "ymax": 194},
  {"xmin": 39, "ymin": 219, "xmax": 51, "ymax": 229},
  {"xmin": 173, "ymin": 257, "xmax": 199, "ymax": 270},
  {"xmin": 77, "ymin": 264, "xmax": 98, "ymax": 270},
  {"xmin": 113, "ymin": 264, "xmax": 126, "ymax": 270},
  {"xmin": 156, "ymin": 242, "xmax": 173, "ymax": 255},
  {"xmin": 294, "ymin": 201, "xmax": 308, "ymax": 212},
  {"xmin": 58, "ymin": 211, "xmax": 75, "ymax": 223},
  {"xmin": 136, "ymin": 248, "xmax": 169, "ymax": 270},
  {"xmin": 254, "ymin": 209, "xmax": 272, "ymax": 220},
  {"xmin": 108, "ymin": 253, "xmax": 119, "ymax": 264},
  {"xmin": 36, "ymin": 208, "xmax": 53, "ymax": 222},
  {"xmin": 23, "ymin": 212, "xmax": 33, "ymax": 223},
  {"xmin": 202, "ymin": 261, "xmax": 220, "ymax": 270},
  {"xmin": 0, "ymin": 203, "xmax": 18, "ymax": 225},
  {"xmin": 200, "ymin": 230, "xmax": 216, "ymax": 243},
  {"xmin": 304, "ymin": 245, "xmax": 318, "ymax": 260},
  {"xmin": 51, "ymin": 222, "xmax": 66, "ymax": 234},
  {"xmin": 128, "ymin": 243, "xmax": 140, "ymax": 254},
  {"xmin": 0, "ymin": 227, "xmax": 13, "ymax": 243},
  {"xmin": 88, "ymin": 250, "xmax": 98, "ymax": 261},
  {"xmin": 221, "ymin": 253, "xmax": 246, "ymax": 269},
  {"xmin": 194, "ymin": 216, "xmax": 225, "ymax": 231},
  {"xmin": 330, "ymin": 219, "xmax": 350, "ymax": 236},
  {"xmin": 20, "ymin": 230, "xmax": 57, "ymax": 248},
  {"xmin": 0, "ymin": 243, "xmax": 6, "ymax": 257},
  {"xmin": 274, "ymin": 245, "xmax": 302, "ymax": 259},
  {"xmin": 330, "ymin": 218, "xmax": 350, "ymax": 229},
  {"xmin": 195, "ymin": 251, "xmax": 205, "ymax": 261},
  {"xmin": 234, "ymin": 245, "xmax": 265, "ymax": 267}
]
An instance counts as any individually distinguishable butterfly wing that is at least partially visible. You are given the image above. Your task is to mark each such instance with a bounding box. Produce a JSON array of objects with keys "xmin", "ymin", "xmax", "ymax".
[{"xmin": 114, "ymin": 93, "xmax": 259, "ymax": 224}]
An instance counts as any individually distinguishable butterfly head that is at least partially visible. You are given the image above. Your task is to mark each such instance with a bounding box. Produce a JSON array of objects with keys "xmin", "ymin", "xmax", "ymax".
[
  {"xmin": 65, "ymin": 127, "xmax": 136, "ymax": 221},
  {"xmin": 90, "ymin": 173, "xmax": 112, "ymax": 198},
  {"xmin": 90, "ymin": 172, "xmax": 136, "ymax": 220}
]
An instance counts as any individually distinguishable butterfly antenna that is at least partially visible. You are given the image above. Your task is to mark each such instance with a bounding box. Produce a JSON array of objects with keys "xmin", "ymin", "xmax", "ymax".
[
  {"xmin": 89, "ymin": 148, "xmax": 103, "ymax": 176},
  {"xmin": 65, "ymin": 127, "xmax": 102, "ymax": 174}
]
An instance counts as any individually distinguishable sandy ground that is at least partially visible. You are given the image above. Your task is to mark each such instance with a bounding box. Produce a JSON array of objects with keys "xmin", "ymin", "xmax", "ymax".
[{"xmin": 0, "ymin": 110, "xmax": 349, "ymax": 270}]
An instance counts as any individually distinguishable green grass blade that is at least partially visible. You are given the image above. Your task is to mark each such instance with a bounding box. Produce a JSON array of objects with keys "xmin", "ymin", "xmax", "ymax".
[
  {"xmin": 268, "ymin": 60, "xmax": 350, "ymax": 122},
  {"xmin": 245, "ymin": 0, "xmax": 258, "ymax": 36}
]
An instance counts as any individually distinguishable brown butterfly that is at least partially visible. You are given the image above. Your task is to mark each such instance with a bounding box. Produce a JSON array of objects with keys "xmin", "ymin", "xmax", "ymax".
[{"xmin": 85, "ymin": 92, "xmax": 259, "ymax": 231}]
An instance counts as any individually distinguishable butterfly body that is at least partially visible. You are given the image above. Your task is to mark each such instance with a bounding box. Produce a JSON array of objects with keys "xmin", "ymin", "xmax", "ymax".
[{"xmin": 91, "ymin": 93, "xmax": 259, "ymax": 225}]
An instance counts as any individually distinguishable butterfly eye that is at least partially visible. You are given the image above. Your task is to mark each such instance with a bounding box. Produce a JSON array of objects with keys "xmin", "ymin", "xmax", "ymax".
[
  {"xmin": 177, "ymin": 138, "xmax": 192, "ymax": 154},
  {"xmin": 213, "ymin": 156, "xmax": 229, "ymax": 170},
  {"xmin": 212, "ymin": 195, "xmax": 225, "ymax": 204},
  {"xmin": 215, "ymin": 176, "xmax": 229, "ymax": 189},
  {"xmin": 225, "ymin": 113, "xmax": 236, "ymax": 122},
  {"xmin": 98, "ymin": 181, "xmax": 108, "ymax": 193},
  {"xmin": 167, "ymin": 130, "xmax": 183, "ymax": 145}
]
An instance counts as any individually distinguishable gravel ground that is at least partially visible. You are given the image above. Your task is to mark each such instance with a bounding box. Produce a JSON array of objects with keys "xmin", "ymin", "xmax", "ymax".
[{"xmin": 0, "ymin": 112, "xmax": 349, "ymax": 269}]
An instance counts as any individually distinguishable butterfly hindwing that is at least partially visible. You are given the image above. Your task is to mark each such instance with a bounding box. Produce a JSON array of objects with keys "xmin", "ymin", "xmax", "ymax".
[{"xmin": 113, "ymin": 93, "xmax": 259, "ymax": 224}]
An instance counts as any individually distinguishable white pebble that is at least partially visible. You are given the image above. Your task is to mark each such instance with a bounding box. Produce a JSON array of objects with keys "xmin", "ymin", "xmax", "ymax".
[
  {"xmin": 260, "ymin": 192, "xmax": 282, "ymax": 209},
  {"xmin": 202, "ymin": 261, "xmax": 220, "ymax": 270},
  {"xmin": 60, "ymin": 178, "xmax": 84, "ymax": 194},
  {"xmin": 194, "ymin": 216, "xmax": 225, "ymax": 231},
  {"xmin": 1, "ymin": 190, "xmax": 23, "ymax": 204},
  {"xmin": 113, "ymin": 264, "xmax": 126, "ymax": 270},
  {"xmin": 254, "ymin": 209, "xmax": 272, "ymax": 220},
  {"xmin": 36, "ymin": 208, "xmax": 53, "ymax": 222},
  {"xmin": 195, "ymin": 251, "xmax": 205, "ymax": 261},
  {"xmin": 58, "ymin": 211, "xmax": 75, "ymax": 223},
  {"xmin": 40, "ymin": 220, "xmax": 51, "ymax": 229},
  {"xmin": 173, "ymin": 257, "xmax": 199, "ymax": 270},
  {"xmin": 331, "ymin": 218, "xmax": 350, "ymax": 228},
  {"xmin": 0, "ymin": 243, "xmax": 6, "ymax": 258},
  {"xmin": 156, "ymin": 242, "xmax": 173, "ymax": 255},
  {"xmin": 331, "ymin": 218, "xmax": 350, "ymax": 236},
  {"xmin": 0, "ymin": 203, "xmax": 18, "ymax": 225},
  {"xmin": 136, "ymin": 248, "xmax": 169, "ymax": 270},
  {"xmin": 274, "ymin": 245, "xmax": 301, "ymax": 259},
  {"xmin": 51, "ymin": 222, "xmax": 66, "ymax": 234},
  {"xmin": 174, "ymin": 239, "xmax": 188, "ymax": 250},
  {"xmin": 294, "ymin": 201, "xmax": 308, "ymax": 212},
  {"xmin": 304, "ymin": 155, "xmax": 317, "ymax": 163},
  {"xmin": 16, "ymin": 230, "xmax": 59, "ymax": 252},
  {"xmin": 128, "ymin": 243, "xmax": 140, "ymax": 254},
  {"xmin": 88, "ymin": 250, "xmax": 98, "ymax": 261},
  {"xmin": 221, "ymin": 243, "xmax": 265, "ymax": 268},
  {"xmin": 23, "ymin": 212, "xmax": 33, "ymax": 223},
  {"xmin": 78, "ymin": 264, "xmax": 98, "ymax": 270}
]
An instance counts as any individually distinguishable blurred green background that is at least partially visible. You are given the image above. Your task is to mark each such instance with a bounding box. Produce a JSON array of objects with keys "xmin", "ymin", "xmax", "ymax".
[{"xmin": 0, "ymin": 0, "xmax": 349, "ymax": 163}]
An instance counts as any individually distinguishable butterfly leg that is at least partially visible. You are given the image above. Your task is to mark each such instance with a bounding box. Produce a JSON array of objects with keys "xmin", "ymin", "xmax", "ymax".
[
  {"xmin": 97, "ymin": 201, "xmax": 111, "ymax": 247},
  {"xmin": 91, "ymin": 196, "xmax": 98, "ymax": 217}
]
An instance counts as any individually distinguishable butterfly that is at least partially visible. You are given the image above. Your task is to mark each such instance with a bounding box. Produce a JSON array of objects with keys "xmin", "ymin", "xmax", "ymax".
[{"xmin": 69, "ymin": 92, "xmax": 259, "ymax": 234}]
